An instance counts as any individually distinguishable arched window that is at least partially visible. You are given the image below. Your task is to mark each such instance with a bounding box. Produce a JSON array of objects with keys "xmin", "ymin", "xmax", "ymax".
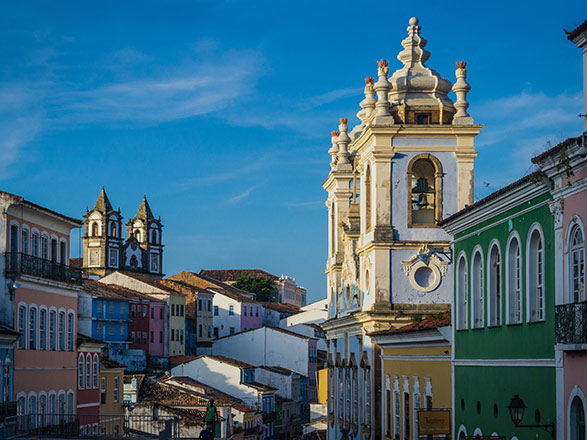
[
  {"xmin": 39, "ymin": 309, "xmax": 47, "ymax": 350},
  {"xmin": 457, "ymin": 255, "xmax": 468, "ymax": 330},
  {"xmin": 86, "ymin": 354, "xmax": 91, "ymax": 389},
  {"xmin": 570, "ymin": 395, "xmax": 586, "ymax": 440},
  {"xmin": 488, "ymin": 243, "xmax": 502, "ymax": 326},
  {"xmin": 151, "ymin": 229, "xmax": 157, "ymax": 244},
  {"xmin": 570, "ymin": 225, "xmax": 585, "ymax": 303},
  {"xmin": 58, "ymin": 312, "xmax": 65, "ymax": 351},
  {"xmin": 91, "ymin": 223, "xmax": 99, "ymax": 237},
  {"xmin": 507, "ymin": 236, "xmax": 522, "ymax": 324},
  {"xmin": 49, "ymin": 311, "xmax": 56, "ymax": 351},
  {"xmin": 29, "ymin": 307, "xmax": 37, "ymax": 350},
  {"xmin": 365, "ymin": 165, "xmax": 372, "ymax": 232},
  {"xmin": 39, "ymin": 394, "xmax": 46, "ymax": 427},
  {"xmin": 93, "ymin": 354, "xmax": 99, "ymax": 388},
  {"xmin": 17, "ymin": 305, "xmax": 26, "ymax": 349},
  {"xmin": 78, "ymin": 354, "xmax": 85, "ymax": 389},
  {"xmin": 110, "ymin": 222, "xmax": 117, "ymax": 238},
  {"xmin": 528, "ymin": 227, "xmax": 545, "ymax": 321},
  {"xmin": 472, "ymin": 250, "xmax": 484, "ymax": 328},
  {"xmin": 67, "ymin": 313, "xmax": 74, "ymax": 351},
  {"xmin": 407, "ymin": 154, "xmax": 442, "ymax": 227}
]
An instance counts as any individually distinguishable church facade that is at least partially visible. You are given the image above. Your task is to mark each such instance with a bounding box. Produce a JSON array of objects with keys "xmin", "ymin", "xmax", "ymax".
[
  {"xmin": 321, "ymin": 18, "xmax": 482, "ymax": 440},
  {"xmin": 82, "ymin": 188, "xmax": 164, "ymax": 278}
]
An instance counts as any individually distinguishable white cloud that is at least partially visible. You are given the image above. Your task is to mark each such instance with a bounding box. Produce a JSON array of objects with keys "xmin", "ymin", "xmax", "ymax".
[{"xmin": 228, "ymin": 186, "xmax": 255, "ymax": 203}]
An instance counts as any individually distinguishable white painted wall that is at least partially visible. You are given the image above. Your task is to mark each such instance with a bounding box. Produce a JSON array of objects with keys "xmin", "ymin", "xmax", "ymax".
[
  {"xmin": 255, "ymin": 368, "xmax": 295, "ymax": 400},
  {"xmin": 280, "ymin": 308, "xmax": 327, "ymax": 327},
  {"xmin": 77, "ymin": 291, "xmax": 93, "ymax": 337},
  {"xmin": 212, "ymin": 327, "xmax": 311, "ymax": 376},
  {"xmin": 279, "ymin": 323, "xmax": 327, "ymax": 351},
  {"xmin": 211, "ymin": 291, "xmax": 242, "ymax": 338},
  {"xmin": 171, "ymin": 357, "xmax": 259, "ymax": 408}
]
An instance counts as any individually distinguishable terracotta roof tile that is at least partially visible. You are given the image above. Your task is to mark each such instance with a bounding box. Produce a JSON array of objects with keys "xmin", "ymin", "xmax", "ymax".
[
  {"xmin": 260, "ymin": 302, "xmax": 300, "ymax": 314},
  {"xmin": 101, "ymin": 359, "xmax": 126, "ymax": 369},
  {"xmin": 206, "ymin": 355, "xmax": 255, "ymax": 369},
  {"xmin": 84, "ymin": 279, "xmax": 163, "ymax": 302},
  {"xmin": 367, "ymin": 311, "xmax": 451, "ymax": 336},
  {"xmin": 199, "ymin": 269, "xmax": 279, "ymax": 282},
  {"xmin": 169, "ymin": 355, "xmax": 198, "ymax": 367},
  {"xmin": 167, "ymin": 271, "xmax": 254, "ymax": 302}
]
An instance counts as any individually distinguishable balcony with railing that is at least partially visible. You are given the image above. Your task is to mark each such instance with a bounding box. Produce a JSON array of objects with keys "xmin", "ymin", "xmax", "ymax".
[
  {"xmin": 5, "ymin": 252, "xmax": 82, "ymax": 285},
  {"xmin": 8, "ymin": 413, "xmax": 179, "ymax": 438},
  {"xmin": 555, "ymin": 301, "xmax": 587, "ymax": 346}
]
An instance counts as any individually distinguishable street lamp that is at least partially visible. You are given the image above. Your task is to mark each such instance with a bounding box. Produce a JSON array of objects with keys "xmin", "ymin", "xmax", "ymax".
[{"xmin": 507, "ymin": 394, "xmax": 555, "ymax": 439}]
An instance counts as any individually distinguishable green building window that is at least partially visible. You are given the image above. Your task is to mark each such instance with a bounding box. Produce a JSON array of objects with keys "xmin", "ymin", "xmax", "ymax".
[
  {"xmin": 528, "ymin": 227, "xmax": 545, "ymax": 321},
  {"xmin": 488, "ymin": 243, "xmax": 502, "ymax": 326},
  {"xmin": 472, "ymin": 250, "xmax": 484, "ymax": 328},
  {"xmin": 457, "ymin": 255, "xmax": 468, "ymax": 330},
  {"xmin": 507, "ymin": 235, "xmax": 522, "ymax": 324}
]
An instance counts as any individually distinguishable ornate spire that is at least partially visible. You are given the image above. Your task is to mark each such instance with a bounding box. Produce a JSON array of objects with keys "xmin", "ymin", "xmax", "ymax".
[
  {"xmin": 337, "ymin": 118, "xmax": 350, "ymax": 164},
  {"xmin": 328, "ymin": 131, "xmax": 340, "ymax": 168},
  {"xmin": 135, "ymin": 195, "xmax": 155, "ymax": 220},
  {"xmin": 357, "ymin": 77, "xmax": 377, "ymax": 122},
  {"xmin": 93, "ymin": 186, "xmax": 113, "ymax": 213},
  {"xmin": 388, "ymin": 17, "xmax": 454, "ymax": 111},
  {"xmin": 452, "ymin": 61, "xmax": 474, "ymax": 124},
  {"xmin": 374, "ymin": 60, "xmax": 391, "ymax": 116}
]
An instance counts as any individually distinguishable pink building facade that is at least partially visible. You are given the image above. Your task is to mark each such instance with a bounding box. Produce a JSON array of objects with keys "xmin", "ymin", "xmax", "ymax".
[
  {"xmin": 240, "ymin": 302, "xmax": 263, "ymax": 332},
  {"xmin": 148, "ymin": 300, "xmax": 166, "ymax": 357},
  {"xmin": 76, "ymin": 335, "xmax": 103, "ymax": 434},
  {"xmin": 534, "ymin": 136, "xmax": 587, "ymax": 440},
  {"xmin": 2, "ymin": 191, "xmax": 82, "ymax": 425}
]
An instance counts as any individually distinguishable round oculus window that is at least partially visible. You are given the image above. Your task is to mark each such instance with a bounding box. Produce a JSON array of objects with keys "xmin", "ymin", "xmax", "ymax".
[{"xmin": 414, "ymin": 266, "xmax": 434, "ymax": 288}]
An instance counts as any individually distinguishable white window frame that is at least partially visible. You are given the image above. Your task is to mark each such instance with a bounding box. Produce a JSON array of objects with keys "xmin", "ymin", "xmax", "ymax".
[
  {"xmin": 471, "ymin": 247, "xmax": 484, "ymax": 329},
  {"xmin": 39, "ymin": 307, "xmax": 47, "ymax": 350},
  {"xmin": 506, "ymin": 233, "xmax": 523, "ymax": 324},
  {"xmin": 78, "ymin": 354, "xmax": 85, "ymax": 390},
  {"xmin": 527, "ymin": 224, "xmax": 546, "ymax": 322},
  {"xmin": 567, "ymin": 219, "xmax": 585, "ymax": 304},
  {"xmin": 456, "ymin": 253, "xmax": 468, "ymax": 330},
  {"xmin": 487, "ymin": 241, "xmax": 502, "ymax": 327}
]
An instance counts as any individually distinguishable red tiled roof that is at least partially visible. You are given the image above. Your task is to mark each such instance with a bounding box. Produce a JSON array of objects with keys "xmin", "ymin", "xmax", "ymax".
[
  {"xmin": 169, "ymin": 355, "xmax": 197, "ymax": 367},
  {"xmin": 114, "ymin": 271, "xmax": 179, "ymax": 294},
  {"xmin": 199, "ymin": 269, "xmax": 279, "ymax": 282},
  {"xmin": 101, "ymin": 359, "xmax": 126, "ymax": 369},
  {"xmin": 206, "ymin": 355, "xmax": 255, "ymax": 369},
  {"xmin": 165, "ymin": 376, "xmax": 255, "ymax": 413},
  {"xmin": 83, "ymin": 279, "xmax": 162, "ymax": 302},
  {"xmin": 260, "ymin": 302, "xmax": 300, "ymax": 314},
  {"xmin": 367, "ymin": 311, "xmax": 451, "ymax": 336},
  {"xmin": 167, "ymin": 271, "xmax": 254, "ymax": 302}
]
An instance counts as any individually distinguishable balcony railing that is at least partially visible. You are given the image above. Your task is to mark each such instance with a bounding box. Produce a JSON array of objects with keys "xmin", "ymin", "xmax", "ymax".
[
  {"xmin": 9, "ymin": 413, "xmax": 180, "ymax": 438},
  {"xmin": 0, "ymin": 401, "xmax": 16, "ymax": 421},
  {"xmin": 555, "ymin": 301, "xmax": 587, "ymax": 345},
  {"xmin": 5, "ymin": 252, "xmax": 82, "ymax": 285}
]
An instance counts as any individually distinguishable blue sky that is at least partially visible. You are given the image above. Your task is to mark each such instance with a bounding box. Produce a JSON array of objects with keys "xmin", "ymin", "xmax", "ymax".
[{"xmin": 1, "ymin": 1, "xmax": 585, "ymax": 302}]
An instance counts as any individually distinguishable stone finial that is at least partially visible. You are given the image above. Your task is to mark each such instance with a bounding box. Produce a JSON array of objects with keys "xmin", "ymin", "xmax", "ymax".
[
  {"xmin": 357, "ymin": 77, "xmax": 377, "ymax": 122},
  {"xmin": 328, "ymin": 131, "xmax": 340, "ymax": 167},
  {"xmin": 337, "ymin": 118, "xmax": 351, "ymax": 164},
  {"xmin": 374, "ymin": 60, "xmax": 391, "ymax": 116},
  {"xmin": 452, "ymin": 61, "xmax": 474, "ymax": 124}
]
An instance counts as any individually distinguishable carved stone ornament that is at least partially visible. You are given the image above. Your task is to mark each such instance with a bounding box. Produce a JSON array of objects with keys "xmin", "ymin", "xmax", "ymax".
[
  {"xmin": 549, "ymin": 198, "xmax": 564, "ymax": 229},
  {"xmin": 401, "ymin": 245, "xmax": 448, "ymax": 293}
]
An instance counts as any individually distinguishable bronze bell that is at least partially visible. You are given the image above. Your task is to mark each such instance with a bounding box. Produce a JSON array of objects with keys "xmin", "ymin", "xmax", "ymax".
[{"xmin": 417, "ymin": 193, "xmax": 429, "ymax": 208}]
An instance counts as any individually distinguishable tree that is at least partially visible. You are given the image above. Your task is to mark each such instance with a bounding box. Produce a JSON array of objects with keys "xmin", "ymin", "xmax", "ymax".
[{"xmin": 233, "ymin": 275, "xmax": 275, "ymax": 302}]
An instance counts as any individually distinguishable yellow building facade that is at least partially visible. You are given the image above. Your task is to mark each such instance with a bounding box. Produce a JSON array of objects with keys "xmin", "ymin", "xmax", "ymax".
[
  {"xmin": 99, "ymin": 359, "xmax": 125, "ymax": 436},
  {"xmin": 369, "ymin": 314, "xmax": 451, "ymax": 440},
  {"xmin": 317, "ymin": 368, "xmax": 328, "ymax": 405}
]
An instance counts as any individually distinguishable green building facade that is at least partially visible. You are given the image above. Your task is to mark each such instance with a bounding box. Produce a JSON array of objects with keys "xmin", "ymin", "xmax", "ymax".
[{"xmin": 441, "ymin": 174, "xmax": 557, "ymax": 440}]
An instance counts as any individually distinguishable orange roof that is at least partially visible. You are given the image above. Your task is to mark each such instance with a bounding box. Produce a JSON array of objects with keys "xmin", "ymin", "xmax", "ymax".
[{"xmin": 368, "ymin": 311, "xmax": 451, "ymax": 336}]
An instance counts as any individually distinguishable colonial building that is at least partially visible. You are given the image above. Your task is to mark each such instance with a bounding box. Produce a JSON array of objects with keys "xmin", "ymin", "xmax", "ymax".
[
  {"xmin": 440, "ymin": 172, "xmax": 556, "ymax": 439},
  {"xmin": 321, "ymin": 17, "xmax": 481, "ymax": 440},
  {"xmin": 368, "ymin": 313, "xmax": 452, "ymax": 440},
  {"xmin": 76, "ymin": 334, "xmax": 104, "ymax": 435},
  {"xmin": 1, "ymin": 190, "xmax": 82, "ymax": 426},
  {"xmin": 82, "ymin": 188, "xmax": 164, "ymax": 278}
]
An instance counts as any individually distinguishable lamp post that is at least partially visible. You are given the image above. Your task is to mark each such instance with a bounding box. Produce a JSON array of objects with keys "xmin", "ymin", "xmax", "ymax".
[{"xmin": 507, "ymin": 394, "xmax": 555, "ymax": 439}]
